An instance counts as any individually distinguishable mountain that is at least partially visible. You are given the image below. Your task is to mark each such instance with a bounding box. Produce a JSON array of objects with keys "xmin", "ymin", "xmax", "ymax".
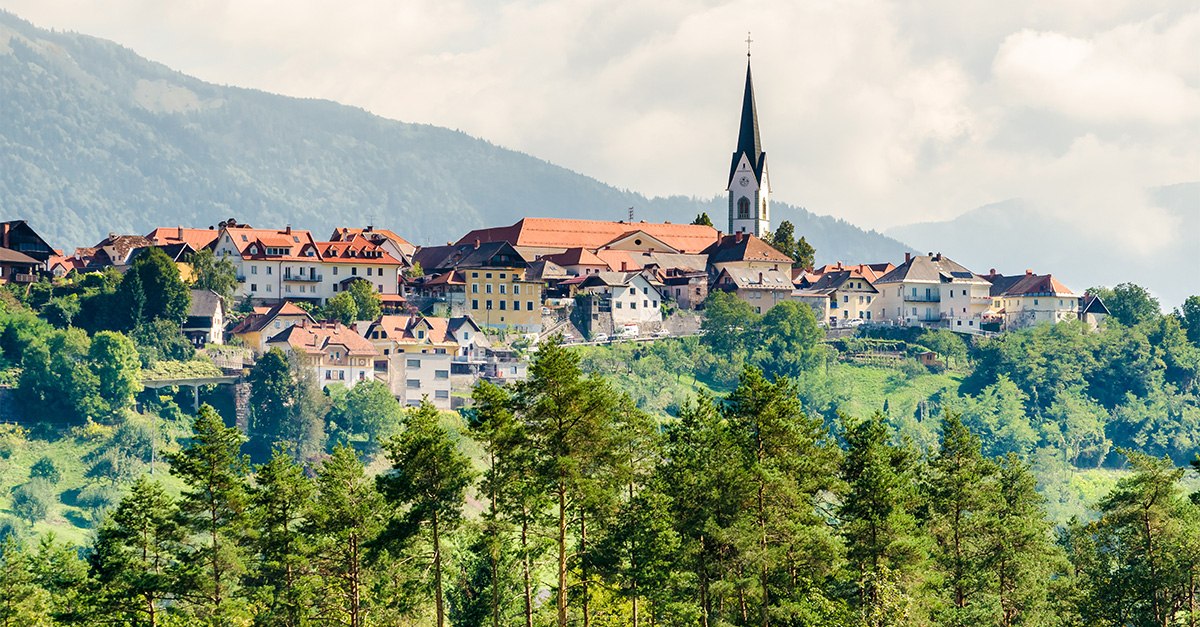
[
  {"xmin": 0, "ymin": 12, "xmax": 911, "ymax": 265},
  {"xmin": 887, "ymin": 183, "xmax": 1199, "ymax": 309}
]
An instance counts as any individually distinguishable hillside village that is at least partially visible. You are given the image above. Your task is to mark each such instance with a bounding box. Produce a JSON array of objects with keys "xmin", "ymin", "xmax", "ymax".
[{"xmin": 0, "ymin": 56, "xmax": 1110, "ymax": 411}]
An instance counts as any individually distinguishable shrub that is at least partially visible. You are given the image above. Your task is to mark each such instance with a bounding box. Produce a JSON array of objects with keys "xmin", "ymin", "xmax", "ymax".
[
  {"xmin": 85, "ymin": 449, "xmax": 140, "ymax": 485},
  {"xmin": 109, "ymin": 419, "xmax": 155, "ymax": 463},
  {"xmin": 0, "ymin": 515, "xmax": 22, "ymax": 541},
  {"xmin": 11, "ymin": 479, "xmax": 54, "ymax": 523},
  {"xmin": 0, "ymin": 423, "xmax": 28, "ymax": 458},
  {"xmin": 77, "ymin": 484, "xmax": 122, "ymax": 525},
  {"xmin": 29, "ymin": 456, "xmax": 60, "ymax": 484}
]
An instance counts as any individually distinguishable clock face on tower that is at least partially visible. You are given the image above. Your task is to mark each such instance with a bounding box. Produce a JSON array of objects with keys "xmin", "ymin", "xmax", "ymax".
[{"xmin": 739, "ymin": 176, "xmax": 750, "ymax": 187}]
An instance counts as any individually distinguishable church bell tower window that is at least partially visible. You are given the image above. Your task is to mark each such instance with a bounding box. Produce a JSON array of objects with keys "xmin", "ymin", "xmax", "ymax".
[{"xmin": 737, "ymin": 197, "xmax": 750, "ymax": 219}]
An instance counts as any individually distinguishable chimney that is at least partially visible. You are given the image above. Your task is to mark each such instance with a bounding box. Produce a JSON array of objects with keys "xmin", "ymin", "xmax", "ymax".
[
  {"xmin": 905, "ymin": 252, "xmax": 911, "ymax": 264},
  {"xmin": 989, "ymin": 268, "xmax": 996, "ymax": 276},
  {"xmin": 621, "ymin": 261, "xmax": 628, "ymax": 272},
  {"xmin": 758, "ymin": 272, "xmax": 763, "ymax": 283},
  {"xmin": 285, "ymin": 225, "xmax": 292, "ymax": 234},
  {"xmin": 474, "ymin": 238, "xmax": 480, "ymax": 250},
  {"xmin": 1, "ymin": 223, "xmax": 8, "ymax": 249},
  {"xmin": 934, "ymin": 252, "xmax": 942, "ymax": 261},
  {"xmin": 109, "ymin": 232, "xmax": 116, "ymax": 241},
  {"xmin": 735, "ymin": 231, "xmax": 744, "ymax": 243},
  {"xmin": 177, "ymin": 226, "xmax": 184, "ymax": 240},
  {"xmin": 1025, "ymin": 269, "xmax": 1033, "ymax": 276},
  {"xmin": 836, "ymin": 261, "xmax": 843, "ymax": 270}
]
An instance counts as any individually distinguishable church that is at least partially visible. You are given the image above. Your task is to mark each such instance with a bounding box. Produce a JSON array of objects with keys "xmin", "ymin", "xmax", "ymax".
[{"xmin": 726, "ymin": 50, "xmax": 771, "ymax": 238}]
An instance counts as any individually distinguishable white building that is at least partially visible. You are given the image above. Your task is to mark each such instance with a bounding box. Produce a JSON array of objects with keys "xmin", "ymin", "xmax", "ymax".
[
  {"xmin": 265, "ymin": 321, "xmax": 382, "ymax": 390},
  {"xmin": 578, "ymin": 272, "xmax": 664, "ymax": 326},
  {"xmin": 985, "ymin": 270, "xmax": 1087, "ymax": 331},
  {"xmin": 726, "ymin": 56, "xmax": 771, "ymax": 237},
  {"xmin": 873, "ymin": 253, "xmax": 993, "ymax": 332}
]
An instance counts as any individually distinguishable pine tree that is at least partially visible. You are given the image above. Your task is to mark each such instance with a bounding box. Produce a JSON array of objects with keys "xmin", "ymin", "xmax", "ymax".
[
  {"xmin": 512, "ymin": 339, "xmax": 618, "ymax": 627},
  {"xmin": 0, "ymin": 537, "xmax": 51, "ymax": 627},
  {"xmin": 988, "ymin": 453, "xmax": 1060, "ymax": 627},
  {"xmin": 308, "ymin": 445, "xmax": 384, "ymax": 627},
  {"xmin": 924, "ymin": 411, "xmax": 997, "ymax": 626},
  {"xmin": 377, "ymin": 400, "xmax": 475, "ymax": 627},
  {"xmin": 90, "ymin": 477, "xmax": 183, "ymax": 627},
  {"xmin": 167, "ymin": 404, "xmax": 251, "ymax": 623},
  {"xmin": 248, "ymin": 447, "xmax": 317, "ymax": 627},
  {"xmin": 838, "ymin": 412, "xmax": 925, "ymax": 616},
  {"xmin": 723, "ymin": 366, "xmax": 842, "ymax": 626}
]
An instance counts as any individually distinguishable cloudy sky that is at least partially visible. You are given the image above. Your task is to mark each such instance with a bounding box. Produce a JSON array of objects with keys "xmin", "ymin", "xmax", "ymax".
[{"xmin": 4, "ymin": 0, "xmax": 1197, "ymax": 257}]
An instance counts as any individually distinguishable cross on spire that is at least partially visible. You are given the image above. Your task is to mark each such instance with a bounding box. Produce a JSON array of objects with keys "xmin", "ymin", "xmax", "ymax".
[{"xmin": 745, "ymin": 32, "xmax": 753, "ymax": 57}]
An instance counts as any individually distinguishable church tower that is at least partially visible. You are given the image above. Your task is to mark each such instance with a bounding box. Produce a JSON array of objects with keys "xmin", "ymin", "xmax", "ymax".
[{"xmin": 727, "ymin": 49, "xmax": 770, "ymax": 237}]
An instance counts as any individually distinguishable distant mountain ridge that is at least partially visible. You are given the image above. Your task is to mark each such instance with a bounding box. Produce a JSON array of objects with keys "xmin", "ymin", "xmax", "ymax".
[
  {"xmin": 0, "ymin": 11, "xmax": 911, "ymax": 266},
  {"xmin": 887, "ymin": 183, "xmax": 1200, "ymax": 309}
]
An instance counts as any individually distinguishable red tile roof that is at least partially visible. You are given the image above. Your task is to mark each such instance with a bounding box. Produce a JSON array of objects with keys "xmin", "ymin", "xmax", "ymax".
[
  {"xmin": 595, "ymin": 249, "xmax": 642, "ymax": 272},
  {"xmin": 229, "ymin": 301, "xmax": 314, "ymax": 334},
  {"xmin": 369, "ymin": 314, "xmax": 458, "ymax": 345},
  {"xmin": 268, "ymin": 321, "xmax": 380, "ymax": 356},
  {"xmin": 222, "ymin": 226, "xmax": 319, "ymax": 262},
  {"xmin": 146, "ymin": 227, "xmax": 220, "ymax": 251},
  {"xmin": 704, "ymin": 233, "xmax": 793, "ymax": 265},
  {"xmin": 542, "ymin": 248, "xmax": 607, "ymax": 268},
  {"xmin": 314, "ymin": 241, "xmax": 402, "ymax": 265},
  {"xmin": 457, "ymin": 218, "xmax": 719, "ymax": 254}
]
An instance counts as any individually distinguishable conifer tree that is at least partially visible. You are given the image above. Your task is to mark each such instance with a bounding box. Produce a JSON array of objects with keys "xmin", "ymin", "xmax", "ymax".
[
  {"xmin": 308, "ymin": 445, "xmax": 383, "ymax": 627},
  {"xmin": 838, "ymin": 412, "xmax": 925, "ymax": 615},
  {"xmin": 167, "ymin": 404, "xmax": 251, "ymax": 623},
  {"xmin": 90, "ymin": 477, "xmax": 183, "ymax": 627},
  {"xmin": 0, "ymin": 537, "xmax": 51, "ymax": 627},
  {"xmin": 724, "ymin": 366, "xmax": 842, "ymax": 626},
  {"xmin": 377, "ymin": 400, "xmax": 475, "ymax": 627},
  {"xmin": 988, "ymin": 453, "xmax": 1060, "ymax": 627},
  {"xmin": 512, "ymin": 338, "xmax": 617, "ymax": 627},
  {"xmin": 248, "ymin": 447, "xmax": 317, "ymax": 627},
  {"xmin": 924, "ymin": 411, "xmax": 997, "ymax": 625}
]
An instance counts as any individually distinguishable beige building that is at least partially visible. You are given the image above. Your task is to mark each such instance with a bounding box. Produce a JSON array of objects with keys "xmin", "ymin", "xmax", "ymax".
[
  {"xmin": 874, "ymin": 253, "xmax": 993, "ymax": 332},
  {"xmin": 985, "ymin": 271, "xmax": 1087, "ymax": 331},
  {"xmin": 266, "ymin": 321, "xmax": 382, "ymax": 390},
  {"xmin": 395, "ymin": 353, "xmax": 453, "ymax": 410},
  {"xmin": 229, "ymin": 302, "xmax": 315, "ymax": 355},
  {"xmin": 712, "ymin": 266, "xmax": 794, "ymax": 314}
]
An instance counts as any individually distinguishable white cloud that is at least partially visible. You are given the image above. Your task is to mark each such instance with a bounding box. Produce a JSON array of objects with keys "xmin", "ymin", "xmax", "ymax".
[{"xmin": 1, "ymin": 0, "xmax": 1196, "ymax": 268}]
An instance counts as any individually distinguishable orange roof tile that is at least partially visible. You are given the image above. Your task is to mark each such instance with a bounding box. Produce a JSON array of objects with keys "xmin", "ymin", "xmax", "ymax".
[
  {"xmin": 457, "ymin": 218, "xmax": 719, "ymax": 254},
  {"xmin": 146, "ymin": 227, "xmax": 220, "ymax": 251},
  {"xmin": 594, "ymin": 249, "xmax": 642, "ymax": 272},
  {"xmin": 268, "ymin": 321, "xmax": 379, "ymax": 356}
]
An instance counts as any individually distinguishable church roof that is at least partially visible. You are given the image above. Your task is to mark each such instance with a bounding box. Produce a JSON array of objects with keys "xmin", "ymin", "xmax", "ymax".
[{"xmin": 729, "ymin": 61, "xmax": 767, "ymax": 185}]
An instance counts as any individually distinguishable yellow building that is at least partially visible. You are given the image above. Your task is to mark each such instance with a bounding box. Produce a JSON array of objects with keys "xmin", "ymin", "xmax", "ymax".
[
  {"xmin": 464, "ymin": 267, "xmax": 544, "ymax": 331},
  {"xmin": 229, "ymin": 301, "xmax": 315, "ymax": 355}
]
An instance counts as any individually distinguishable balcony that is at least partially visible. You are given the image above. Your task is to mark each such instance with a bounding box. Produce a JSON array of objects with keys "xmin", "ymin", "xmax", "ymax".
[
  {"xmin": 284, "ymin": 274, "xmax": 323, "ymax": 282},
  {"xmin": 236, "ymin": 275, "xmax": 246, "ymax": 283},
  {"xmin": 12, "ymin": 273, "xmax": 36, "ymax": 283},
  {"xmin": 903, "ymin": 293, "xmax": 941, "ymax": 303}
]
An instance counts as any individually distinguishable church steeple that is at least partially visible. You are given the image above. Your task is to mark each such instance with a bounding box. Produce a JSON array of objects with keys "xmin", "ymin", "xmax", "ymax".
[{"xmin": 727, "ymin": 42, "xmax": 770, "ymax": 238}]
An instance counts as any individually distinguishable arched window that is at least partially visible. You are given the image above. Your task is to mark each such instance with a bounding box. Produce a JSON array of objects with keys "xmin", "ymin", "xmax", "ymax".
[
  {"xmin": 762, "ymin": 199, "xmax": 767, "ymax": 218},
  {"xmin": 737, "ymin": 197, "xmax": 750, "ymax": 219}
]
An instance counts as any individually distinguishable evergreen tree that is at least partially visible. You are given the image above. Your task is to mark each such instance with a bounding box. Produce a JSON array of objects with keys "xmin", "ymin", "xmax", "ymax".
[
  {"xmin": 512, "ymin": 339, "xmax": 617, "ymax": 627},
  {"xmin": 90, "ymin": 477, "xmax": 183, "ymax": 627},
  {"xmin": 724, "ymin": 366, "xmax": 842, "ymax": 626},
  {"xmin": 924, "ymin": 411, "xmax": 998, "ymax": 625},
  {"xmin": 167, "ymin": 404, "xmax": 251, "ymax": 623},
  {"xmin": 0, "ymin": 537, "xmax": 51, "ymax": 627},
  {"xmin": 248, "ymin": 447, "xmax": 317, "ymax": 627},
  {"xmin": 794, "ymin": 236, "xmax": 816, "ymax": 270},
  {"xmin": 308, "ymin": 445, "xmax": 384, "ymax": 627},
  {"xmin": 377, "ymin": 400, "xmax": 475, "ymax": 627},
  {"xmin": 838, "ymin": 412, "xmax": 925, "ymax": 613},
  {"xmin": 119, "ymin": 246, "xmax": 191, "ymax": 328},
  {"xmin": 987, "ymin": 454, "xmax": 1060, "ymax": 627},
  {"xmin": 692, "ymin": 213, "xmax": 714, "ymax": 227}
]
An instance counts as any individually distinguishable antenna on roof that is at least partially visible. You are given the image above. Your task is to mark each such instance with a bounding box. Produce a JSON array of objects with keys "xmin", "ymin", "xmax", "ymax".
[{"xmin": 628, "ymin": 207, "xmax": 634, "ymax": 222}]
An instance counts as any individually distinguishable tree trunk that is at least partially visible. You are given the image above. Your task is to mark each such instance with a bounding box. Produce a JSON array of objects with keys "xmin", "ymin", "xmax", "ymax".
[
  {"xmin": 558, "ymin": 472, "xmax": 568, "ymax": 627},
  {"xmin": 522, "ymin": 508, "xmax": 533, "ymax": 627},
  {"xmin": 581, "ymin": 512, "xmax": 590, "ymax": 627},
  {"xmin": 434, "ymin": 508, "xmax": 446, "ymax": 627}
]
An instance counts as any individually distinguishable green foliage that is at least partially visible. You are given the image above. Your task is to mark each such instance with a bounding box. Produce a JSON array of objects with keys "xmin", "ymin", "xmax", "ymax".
[
  {"xmin": 322, "ymin": 292, "xmax": 358, "ymax": 325},
  {"xmin": 404, "ymin": 261, "xmax": 424, "ymax": 278},
  {"xmin": 11, "ymin": 479, "xmax": 55, "ymax": 523},
  {"xmin": 691, "ymin": 212, "xmax": 713, "ymax": 226},
  {"xmin": 753, "ymin": 299, "xmax": 825, "ymax": 378},
  {"xmin": 346, "ymin": 279, "xmax": 382, "ymax": 322},
  {"xmin": 248, "ymin": 348, "xmax": 328, "ymax": 462},
  {"xmin": 1089, "ymin": 283, "xmax": 1161, "ymax": 327},
  {"xmin": 699, "ymin": 289, "xmax": 760, "ymax": 355},
  {"xmin": 187, "ymin": 248, "xmax": 238, "ymax": 303},
  {"xmin": 330, "ymin": 379, "xmax": 403, "ymax": 450},
  {"xmin": 116, "ymin": 247, "xmax": 191, "ymax": 330},
  {"xmin": 1177, "ymin": 295, "xmax": 1200, "ymax": 346},
  {"xmin": 133, "ymin": 318, "xmax": 195, "ymax": 365},
  {"xmin": 29, "ymin": 456, "xmax": 60, "ymax": 485},
  {"xmin": 88, "ymin": 331, "xmax": 143, "ymax": 418}
]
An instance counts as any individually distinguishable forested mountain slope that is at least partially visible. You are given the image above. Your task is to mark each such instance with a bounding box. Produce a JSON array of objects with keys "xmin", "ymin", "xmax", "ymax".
[{"xmin": 0, "ymin": 12, "xmax": 910, "ymax": 265}]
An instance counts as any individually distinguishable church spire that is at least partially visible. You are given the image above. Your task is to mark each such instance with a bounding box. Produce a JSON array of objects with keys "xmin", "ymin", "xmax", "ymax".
[
  {"xmin": 726, "ymin": 41, "xmax": 770, "ymax": 238},
  {"xmin": 735, "ymin": 59, "xmax": 763, "ymax": 172}
]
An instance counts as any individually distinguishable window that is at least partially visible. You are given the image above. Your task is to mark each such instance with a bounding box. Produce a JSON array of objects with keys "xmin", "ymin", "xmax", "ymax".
[
  {"xmin": 514, "ymin": 284, "xmax": 520, "ymax": 295},
  {"xmin": 737, "ymin": 197, "xmax": 750, "ymax": 219},
  {"xmin": 286, "ymin": 285, "xmax": 292, "ymax": 293},
  {"xmin": 500, "ymin": 273, "xmax": 506, "ymax": 279},
  {"xmin": 486, "ymin": 284, "xmax": 493, "ymax": 294},
  {"xmin": 486, "ymin": 300, "xmax": 493, "ymax": 310},
  {"xmin": 378, "ymin": 285, "xmax": 383, "ymax": 293},
  {"xmin": 675, "ymin": 288, "xmax": 681, "ymax": 296},
  {"xmin": 485, "ymin": 273, "xmax": 492, "ymax": 279},
  {"xmin": 325, "ymin": 370, "xmax": 332, "ymax": 379},
  {"xmin": 844, "ymin": 295, "xmax": 849, "ymax": 303},
  {"xmin": 417, "ymin": 330, "xmax": 425, "ymax": 339},
  {"xmin": 527, "ymin": 301, "xmax": 534, "ymax": 311},
  {"xmin": 499, "ymin": 300, "xmax": 506, "ymax": 311},
  {"xmin": 339, "ymin": 371, "xmax": 345, "ymax": 380},
  {"xmin": 435, "ymin": 370, "xmax": 449, "ymax": 379},
  {"xmin": 511, "ymin": 366, "xmax": 518, "ymax": 375},
  {"xmin": 407, "ymin": 359, "xmax": 421, "ymax": 368},
  {"xmin": 472, "ymin": 284, "xmax": 479, "ymax": 293},
  {"xmin": 266, "ymin": 285, "xmax": 272, "ymax": 292},
  {"xmin": 435, "ymin": 390, "xmax": 450, "ymax": 399},
  {"xmin": 275, "ymin": 320, "xmax": 281, "ymax": 329},
  {"xmin": 333, "ymin": 267, "xmax": 338, "ymax": 275},
  {"xmin": 499, "ymin": 284, "xmax": 506, "ymax": 294},
  {"xmin": 367, "ymin": 268, "xmax": 373, "ymax": 276},
  {"xmin": 631, "ymin": 302, "xmax": 637, "ymax": 309},
  {"xmin": 352, "ymin": 267, "xmax": 358, "ymax": 276},
  {"xmin": 472, "ymin": 299, "xmax": 479, "ymax": 309},
  {"xmin": 251, "ymin": 265, "xmax": 258, "ymax": 275},
  {"xmin": 472, "ymin": 272, "xmax": 478, "ymax": 278},
  {"xmin": 407, "ymin": 379, "xmax": 420, "ymax": 388},
  {"xmin": 267, "ymin": 266, "xmax": 272, "ymax": 275},
  {"xmin": 643, "ymin": 300, "xmax": 649, "ymax": 307},
  {"xmin": 616, "ymin": 302, "xmax": 623, "ymax": 308}
]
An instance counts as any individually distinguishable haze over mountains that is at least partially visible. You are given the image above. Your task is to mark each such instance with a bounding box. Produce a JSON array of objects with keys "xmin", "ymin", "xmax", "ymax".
[{"xmin": 0, "ymin": 12, "xmax": 907, "ymax": 265}]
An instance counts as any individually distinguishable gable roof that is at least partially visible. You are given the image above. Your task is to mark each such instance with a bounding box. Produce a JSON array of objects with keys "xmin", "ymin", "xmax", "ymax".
[
  {"xmin": 578, "ymin": 271, "xmax": 654, "ymax": 289},
  {"xmin": 229, "ymin": 301, "xmax": 314, "ymax": 334},
  {"xmin": 0, "ymin": 248, "xmax": 40, "ymax": 265},
  {"xmin": 329, "ymin": 227, "xmax": 416, "ymax": 257},
  {"xmin": 1081, "ymin": 294, "xmax": 1110, "ymax": 316},
  {"xmin": 314, "ymin": 240, "xmax": 402, "ymax": 265},
  {"xmin": 146, "ymin": 227, "xmax": 220, "ymax": 251},
  {"xmin": 703, "ymin": 233, "xmax": 792, "ymax": 265},
  {"xmin": 599, "ymin": 230, "xmax": 681, "ymax": 253},
  {"xmin": 368, "ymin": 314, "xmax": 464, "ymax": 345},
  {"xmin": 525, "ymin": 259, "xmax": 569, "ymax": 281},
  {"xmin": 219, "ymin": 226, "xmax": 319, "ymax": 262},
  {"xmin": 267, "ymin": 321, "xmax": 380, "ymax": 356},
  {"xmin": 714, "ymin": 266, "xmax": 794, "ymax": 291},
  {"xmin": 874, "ymin": 254, "xmax": 990, "ymax": 285},
  {"xmin": 0, "ymin": 220, "xmax": 56, "ymax": 262},
  {"xmin": 188, "ymin": 290, "xmax": 225, "ymax": 318},
  {"xmin": 95, "ymin": 234, "xmax": 153, "ymax": 265},
  {"xmin": 806, "ymin": 270, "xmax": 880, "ymax": 294},
  {"xmin": 991, "ymin": 273, "xmax": 1077, "ymax": 298},
  {"xmin": 456, "ymin": 218, "xmax": 719, "ymax": 255},
  {"xmin": 411, "ymin": 241, "xmax": 528, "ymax": 273},
  {"xmin": 542, "ymin": 247, "xmax": 607, "ymax": 268}
]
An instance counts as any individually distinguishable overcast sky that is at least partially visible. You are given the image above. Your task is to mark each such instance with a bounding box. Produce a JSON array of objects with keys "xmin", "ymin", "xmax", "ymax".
[{"xmin": 4, "ymin": 0, "xmax": 1197, "ymax": 257}]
